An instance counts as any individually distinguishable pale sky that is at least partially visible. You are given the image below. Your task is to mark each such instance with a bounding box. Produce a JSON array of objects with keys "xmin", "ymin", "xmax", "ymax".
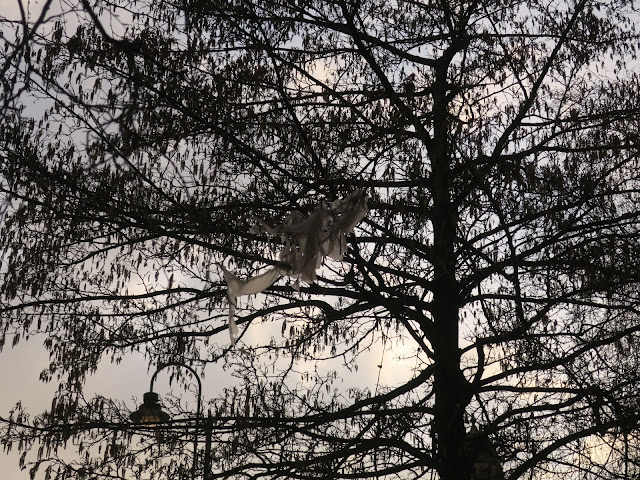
[
  {"xmin": 0, "ymin": 323, "xmax": 416, "ymax": 478},
  {"xmin": 0, "ymin": 0, "xmax": 35, "ymax": 22}
]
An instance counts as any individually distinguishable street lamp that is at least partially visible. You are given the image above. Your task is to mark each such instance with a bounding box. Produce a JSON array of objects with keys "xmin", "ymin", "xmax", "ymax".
[
  {"xmin": 130, "ymin": 363, "xmax": 204, "ymax": 480},
  {"xmin": 130, "ymin": 391, "xmax": 171, "ymax": 424}
]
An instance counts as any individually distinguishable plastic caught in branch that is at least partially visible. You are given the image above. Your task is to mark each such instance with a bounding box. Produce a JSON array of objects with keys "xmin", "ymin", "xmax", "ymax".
[
  {"xmin": 218, "ymin": 189, "xmax": 369, "ymax": 344},
  {"xmin": 217, "ymin": 264, "xmax": 282, "ymax": 345}
]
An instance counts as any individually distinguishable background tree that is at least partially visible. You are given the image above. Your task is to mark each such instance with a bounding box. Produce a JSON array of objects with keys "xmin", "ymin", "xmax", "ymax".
[{"xmin": 1, "ymin": 0, "xmax": 640, "ymax": 479}]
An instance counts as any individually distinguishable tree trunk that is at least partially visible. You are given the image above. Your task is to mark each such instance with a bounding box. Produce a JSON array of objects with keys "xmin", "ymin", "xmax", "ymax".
[{"xmin": 430, "ymin": 54, "xmax": 472, "ymax": 480}]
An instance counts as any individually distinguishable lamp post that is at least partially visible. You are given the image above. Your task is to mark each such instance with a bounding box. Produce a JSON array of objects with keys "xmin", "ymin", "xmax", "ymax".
[{"xmin": 130, "ymin": 363, "xmax": 204, "ymax": 480}]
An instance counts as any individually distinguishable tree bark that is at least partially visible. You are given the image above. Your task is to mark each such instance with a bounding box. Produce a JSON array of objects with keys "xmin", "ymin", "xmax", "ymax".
[{"xmin": 430, "ymin": 49, "xmax": 472, "ymax": 480}]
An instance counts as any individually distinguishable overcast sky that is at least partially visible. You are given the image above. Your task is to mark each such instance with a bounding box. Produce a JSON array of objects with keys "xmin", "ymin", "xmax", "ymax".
[{"xmin": 0, "ymin": 318, "xmax": 416, "ymax": 478}]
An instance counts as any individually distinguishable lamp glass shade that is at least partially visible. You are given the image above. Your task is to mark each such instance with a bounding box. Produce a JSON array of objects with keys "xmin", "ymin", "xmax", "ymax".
[{"xmin": 130, "ymin": 391, "xmax": 170, "ymax": 424}]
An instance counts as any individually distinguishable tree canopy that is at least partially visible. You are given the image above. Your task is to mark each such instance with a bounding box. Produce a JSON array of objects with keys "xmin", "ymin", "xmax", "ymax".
[{"xmin": 1, "ymin": 0, "xmax": 640, "ymax": 479}]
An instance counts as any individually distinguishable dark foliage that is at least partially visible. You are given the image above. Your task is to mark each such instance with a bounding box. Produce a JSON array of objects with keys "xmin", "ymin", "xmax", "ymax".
[{"xmin": 1, "ymin": 0, "xmax": 640, "ymax": 479}]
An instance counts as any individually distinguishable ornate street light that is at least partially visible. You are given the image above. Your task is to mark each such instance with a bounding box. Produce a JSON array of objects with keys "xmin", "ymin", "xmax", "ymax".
[
  {"xmin": 130, "ymin": 391, "xmax": 170, "ymax": 424},
  {"xmin": 130, "ymin": 363, "xmax": 204, "ymax": 480}
]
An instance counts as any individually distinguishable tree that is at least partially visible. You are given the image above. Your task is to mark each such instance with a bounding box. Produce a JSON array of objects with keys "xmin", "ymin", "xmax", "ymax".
[{"xmin": 1, "ymin": 0, "xmax": 640, "ymax": 478}]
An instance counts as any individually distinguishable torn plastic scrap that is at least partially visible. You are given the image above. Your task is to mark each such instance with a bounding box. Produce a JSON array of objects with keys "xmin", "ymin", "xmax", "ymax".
[
  {"xmin": 218, "ymin": 190, "xmax": 369, "ymax": 344},
  {"xmin": 217, "ymin": 263, "xmax": 281, "ymax": 344}
]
